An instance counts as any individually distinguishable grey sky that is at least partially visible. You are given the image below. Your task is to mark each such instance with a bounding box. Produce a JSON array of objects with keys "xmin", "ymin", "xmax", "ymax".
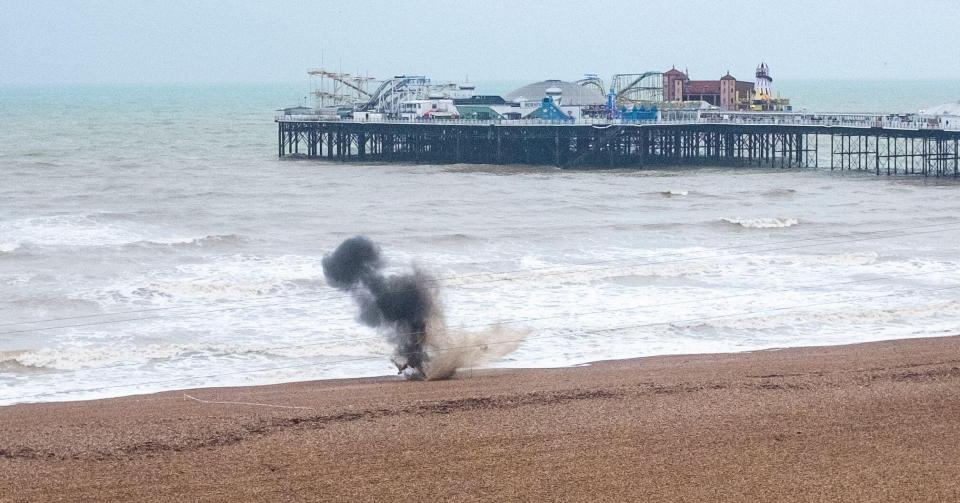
[{"xmin": 2, "ymin": 0, "xmax": 959, "ymax": 85}]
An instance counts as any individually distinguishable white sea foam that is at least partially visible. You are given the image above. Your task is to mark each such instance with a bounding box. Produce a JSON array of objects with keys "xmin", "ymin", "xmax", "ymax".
[
  {"xmin": 87, "ymin": 254, "xmax": 325, "ymax": 305},
  {"xmin": 721, "ymin": 217, "xmax": 800, "ymax": 228},
  {"xmin": 0, "ymin": 215, "xmax": 143, "ymax": 248},
  {"xmin": 0, "ymin": 335, "xmax": 389, "ymax": 372},
  {"xmin": 0, "ymin": 214, "xmax": 210, "ymax": 250},
  {"xmin": 676, "ymin": 298, "xmax": 960, "ymax": 333}
]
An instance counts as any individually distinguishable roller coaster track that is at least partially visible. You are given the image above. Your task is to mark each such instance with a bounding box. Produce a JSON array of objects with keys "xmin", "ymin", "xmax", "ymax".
[{"xmin": 357, "ymin": 76, "xmax": 430, "ymax": 114}]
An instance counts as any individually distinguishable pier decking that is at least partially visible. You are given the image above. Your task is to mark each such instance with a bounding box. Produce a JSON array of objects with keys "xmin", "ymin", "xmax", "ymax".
[{"xmin": 276, "ymin": 116, "xmax": 960, "ymax": 177}]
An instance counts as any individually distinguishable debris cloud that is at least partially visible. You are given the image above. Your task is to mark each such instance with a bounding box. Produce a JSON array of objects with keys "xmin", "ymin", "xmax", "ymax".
[{"xmin": 322, "ymin": 236, "xmax": 522, "ymax": 380}]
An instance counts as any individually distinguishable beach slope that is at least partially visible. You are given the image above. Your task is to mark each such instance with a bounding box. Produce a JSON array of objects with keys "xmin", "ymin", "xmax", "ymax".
[{"xmin": 2, "ymin": 336, "xmax": 959, "ymax": 502}]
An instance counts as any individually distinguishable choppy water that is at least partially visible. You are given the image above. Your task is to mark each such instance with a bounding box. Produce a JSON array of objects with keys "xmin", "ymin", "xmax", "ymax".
[{"xmin": 2, "ymin": 82, "xmax": 960, "ymax": 405}]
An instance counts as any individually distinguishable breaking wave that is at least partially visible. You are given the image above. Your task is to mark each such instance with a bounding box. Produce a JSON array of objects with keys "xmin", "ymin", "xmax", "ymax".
[
  {"xmin": 124, "ymin": 233, "xmax": 248, "ymax": 250},
  {"xmin": 675, "ymin": 299, "xmax": 960, "ymax": 333},
  {"xmin": 0, "ymin": 215, "xmax": 146, "ymax": 249},
  {"xmin": 0, "ymin": 339, "xmax": 387, "ymax": 373},
  {"xmin": 761, "ymin": 188, "xmax": 797, "ymax": 197},
  {"xmin": 721, "ymin": 217, "xmax": 800, "ymax": 229},
  {"xmin": 419, "ymin": 232, "xmax": 476, "ymax": 245},
  {"xmin": 89, "ymin": 254, "xmax": 324, "ymax": 305},
  {"xmin": 0, "ymin": 351, "xmax": 50, "ymax": 373},
  {"xmin": 0, "ymin": 215, "xmax": 242, "ymax": 251}
]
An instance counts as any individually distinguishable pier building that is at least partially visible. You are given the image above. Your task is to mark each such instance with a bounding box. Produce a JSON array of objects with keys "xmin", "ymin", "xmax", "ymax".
[
  {"xmin": 505, "ymin": 80, "xmax": 606, "ymax": 119},
  {"xmin": 662, "ymin": 63, "xmax": 790, "ymax": 111},
  {"xmin": 922, "ymin": 101, "xmax": 960, "ymax": 129}
]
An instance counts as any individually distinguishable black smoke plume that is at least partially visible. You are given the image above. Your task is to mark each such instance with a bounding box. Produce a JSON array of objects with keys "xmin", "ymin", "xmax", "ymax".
[{"xmin": 322, "ymin": 236, "xmax": 439, "ymax": 378}]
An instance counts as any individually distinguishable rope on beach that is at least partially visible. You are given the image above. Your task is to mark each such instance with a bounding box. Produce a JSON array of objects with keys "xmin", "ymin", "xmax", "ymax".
[{"xmin": 182, "ymin": 393, "xmax": 315, "ymax": 410}]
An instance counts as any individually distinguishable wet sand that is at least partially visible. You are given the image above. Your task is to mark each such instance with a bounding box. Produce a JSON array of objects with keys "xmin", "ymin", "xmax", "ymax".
[{"xmin": 2, "ymin": 336, "xmax": 959, "ymax": 502}]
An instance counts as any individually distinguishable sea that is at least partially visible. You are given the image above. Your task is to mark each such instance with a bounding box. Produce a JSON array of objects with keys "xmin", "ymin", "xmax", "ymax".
[{"xmin": 2, "ymin": 80, "xmax": 960, "ymax": 405}]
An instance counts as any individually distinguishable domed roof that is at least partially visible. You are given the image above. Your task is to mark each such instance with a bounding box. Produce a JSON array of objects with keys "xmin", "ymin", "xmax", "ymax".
[
  {"xmin": 923, "ymin": 101, "xmax": 960, "ymax": 116},
  {"xmin": 505, "ymin": 79, "xmax": 605, "ymax": 106}
]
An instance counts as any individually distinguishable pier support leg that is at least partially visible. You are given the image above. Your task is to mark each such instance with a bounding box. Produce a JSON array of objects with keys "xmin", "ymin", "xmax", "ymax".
[
  {"xmin": 496, "ymin": 130, "xmax": 502, "ymax": 165},
  {"xmin": 278, "ymin": 124, "xmax": 283, "ymax": 158},
  {"xmin": 554, "ymin": 131, "xmax": 560, "ymax": 167}
]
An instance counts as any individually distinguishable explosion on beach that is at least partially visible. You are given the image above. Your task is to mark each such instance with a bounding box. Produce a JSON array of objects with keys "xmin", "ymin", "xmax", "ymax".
[{"xmin": 322, "ymin": 236, "xmax": 523, "ymax": 380}]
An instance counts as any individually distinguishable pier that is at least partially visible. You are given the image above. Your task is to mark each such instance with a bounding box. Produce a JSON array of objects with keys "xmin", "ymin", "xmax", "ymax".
[{"xmin": 276, "ymin": 115, "xmax": 960, "ymax": 177}]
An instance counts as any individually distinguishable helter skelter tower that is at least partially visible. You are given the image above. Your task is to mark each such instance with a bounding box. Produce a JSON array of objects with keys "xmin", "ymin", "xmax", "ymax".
[{"xmin": 754, "ymin": 62, "xmax": 773, "ymax": 101}]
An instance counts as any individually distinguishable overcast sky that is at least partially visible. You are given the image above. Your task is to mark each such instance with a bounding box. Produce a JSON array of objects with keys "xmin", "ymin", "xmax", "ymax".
[{"xmin": 2, "ymin": 0, "xmax": 960, "ymax": 85}]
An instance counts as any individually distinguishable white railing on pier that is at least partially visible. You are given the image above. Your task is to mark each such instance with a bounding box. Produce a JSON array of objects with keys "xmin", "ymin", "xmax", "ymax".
[{"xmin": 275, "ymin": 114, "xmax": 960, "ymax": 132}]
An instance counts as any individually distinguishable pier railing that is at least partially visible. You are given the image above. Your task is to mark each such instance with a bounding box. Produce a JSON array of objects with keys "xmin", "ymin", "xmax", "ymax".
[
  {"xmin": 275, "ymin": 114, "xmax": 959, "ymax": 132},
  {"xmin": 277, "ymin": 112, "xmax": 960, "ymax": 176}
]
